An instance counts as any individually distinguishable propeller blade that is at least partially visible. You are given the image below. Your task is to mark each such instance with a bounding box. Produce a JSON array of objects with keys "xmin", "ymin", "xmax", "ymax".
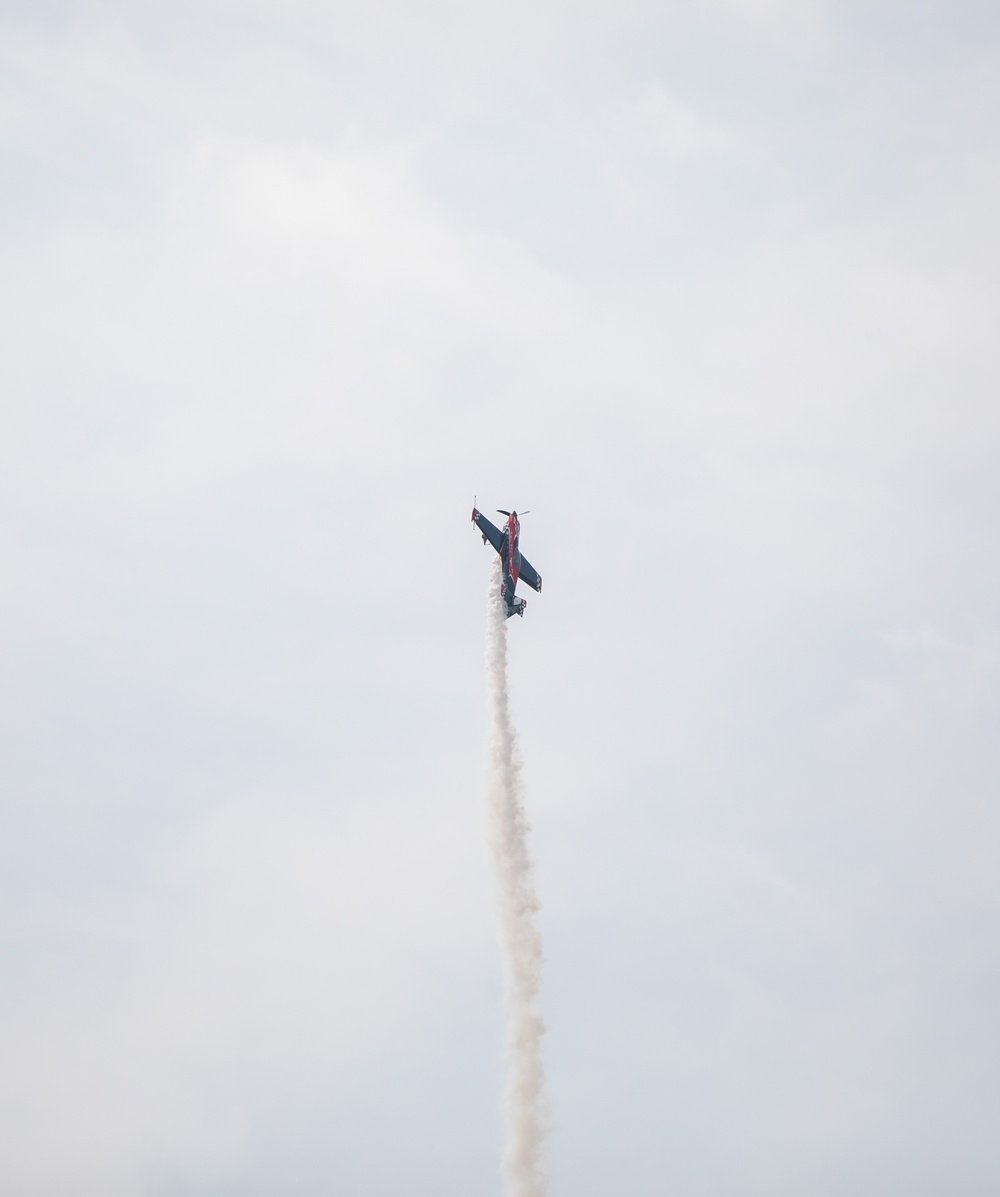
[{"xmin": 497, "ymin": 509, "xmax": 511, "ymax": 516}]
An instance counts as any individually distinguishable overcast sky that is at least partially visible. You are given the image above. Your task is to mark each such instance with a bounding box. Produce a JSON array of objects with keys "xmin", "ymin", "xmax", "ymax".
[{"xmin": 2, "ymin": 2, "xmax": 999, "ymax": 1194}]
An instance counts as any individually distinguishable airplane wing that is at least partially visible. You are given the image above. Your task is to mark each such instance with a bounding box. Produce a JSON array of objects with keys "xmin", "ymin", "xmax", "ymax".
[
  {"xmin": 473, "ymin": 509, "xmax": 505, "ymax": 554},
  {"xmin": 519, "ymin": 554, "xmax": 542, "ymax": 592}
]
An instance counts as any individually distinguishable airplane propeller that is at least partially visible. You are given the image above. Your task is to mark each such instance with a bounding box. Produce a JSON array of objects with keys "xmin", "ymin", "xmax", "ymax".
[{"xmin": 497, "ymin": 509, "xmax": 530, "ymax": 516}]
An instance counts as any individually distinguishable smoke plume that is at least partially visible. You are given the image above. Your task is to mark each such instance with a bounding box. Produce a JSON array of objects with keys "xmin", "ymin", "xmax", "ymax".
[{"xmin": 484, "ymin": 558, "xmax": 548, "ymax": 1197}]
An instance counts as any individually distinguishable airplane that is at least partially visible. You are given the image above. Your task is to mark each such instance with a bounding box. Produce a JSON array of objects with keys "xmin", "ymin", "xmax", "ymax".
[{"xmin": 472, "ymin": 503, "xmax": 542, "ymax": 618}]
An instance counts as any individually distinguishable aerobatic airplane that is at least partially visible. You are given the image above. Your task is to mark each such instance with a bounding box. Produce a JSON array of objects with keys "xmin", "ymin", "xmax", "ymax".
[{"xmin": 472, "ymin": 504, "xmax": 542, "ymax": 618}]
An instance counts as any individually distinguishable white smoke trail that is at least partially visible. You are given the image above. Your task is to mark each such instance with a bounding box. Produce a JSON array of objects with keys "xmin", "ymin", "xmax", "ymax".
[{"xmin": 484, "ymin": 558, "xmax": 548, "ymax": 1197}]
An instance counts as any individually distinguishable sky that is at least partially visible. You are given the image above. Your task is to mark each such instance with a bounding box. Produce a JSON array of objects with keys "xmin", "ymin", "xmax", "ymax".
[{"xmin": 1, "ymin": 1, "xmax": 999, "ymax": 1194}]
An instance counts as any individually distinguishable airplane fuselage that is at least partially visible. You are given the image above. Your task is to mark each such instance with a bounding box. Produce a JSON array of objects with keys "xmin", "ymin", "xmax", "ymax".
[
  {"xmin": 504, "ymin": 513, "xmax": 521, "ymax": 587},
  {"xmin": 500, "ymin": 513, "xmax": 522, "ymax": 615}
]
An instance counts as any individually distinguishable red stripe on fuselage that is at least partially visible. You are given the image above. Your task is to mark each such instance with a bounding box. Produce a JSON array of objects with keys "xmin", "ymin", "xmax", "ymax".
[{"xmin": 508, "ymin": 512, "xmax": 520, "ymax": 587}]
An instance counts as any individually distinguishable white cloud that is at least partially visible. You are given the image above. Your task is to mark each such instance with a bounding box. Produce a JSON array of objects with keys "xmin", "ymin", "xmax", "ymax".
[
  {"xmin": 694, "ymin": 0, "xmax": 831, "ymax": 54},
  {"xmin": 0, "ymin": 793, "xmax": 492, "ymax": 1194},
  {"xmin": 613, "ymin": 84, "xmax": 731, "ymax": 156},
  {"xmin": 865, "ymin": 623, "xmax": 1000, "ymax": 721}
]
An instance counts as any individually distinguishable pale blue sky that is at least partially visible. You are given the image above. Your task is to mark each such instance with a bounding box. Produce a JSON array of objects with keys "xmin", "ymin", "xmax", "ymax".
[{"xmin": 1, "ymin": 2, "xmax": 999, "ymax": 1194}]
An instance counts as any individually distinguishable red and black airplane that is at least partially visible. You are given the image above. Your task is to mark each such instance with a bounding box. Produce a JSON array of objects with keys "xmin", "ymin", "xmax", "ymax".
[{"xmin": 472, "ymin": 504, "xmax": 542, "ymax": 618}]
